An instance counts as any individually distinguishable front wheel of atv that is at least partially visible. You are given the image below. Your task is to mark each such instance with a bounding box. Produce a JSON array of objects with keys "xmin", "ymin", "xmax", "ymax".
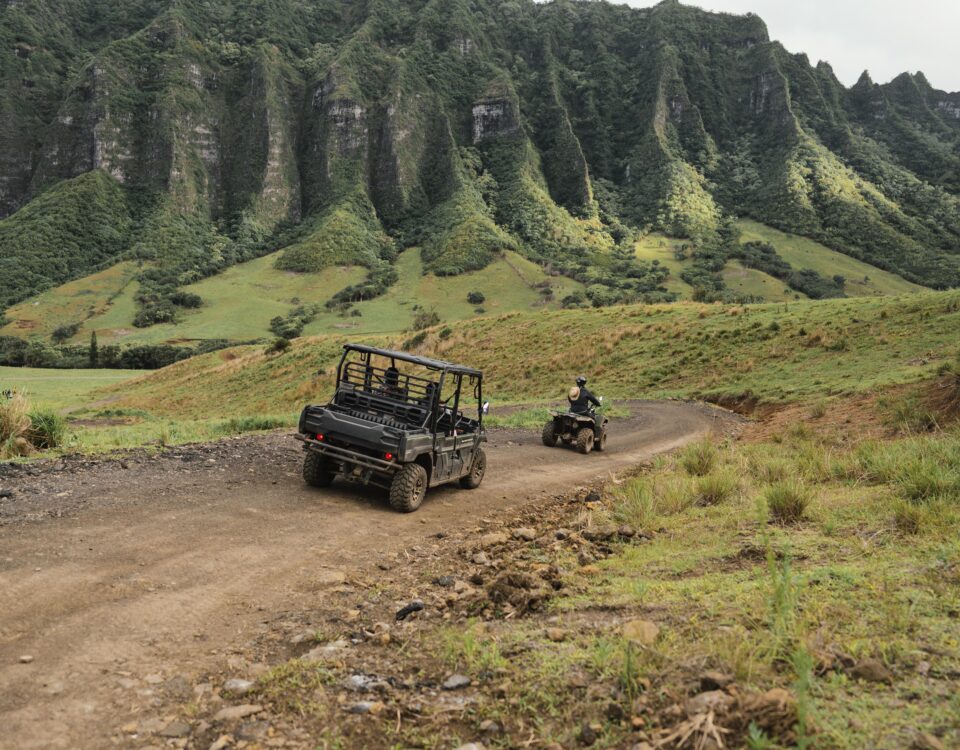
[
  {"xmin": 541, "ymin": 420, "xmax": 559, "ymax": 447},
  {"xmin": 303, "ymin": 451, "xmax": 335, "ymax": 487},
  {"xmin": 576, "ymin": 427, "xmax": 595, "ymax": 454},
  {"xmin": 596, "ymin": 429, "xmax": 608, "ymax": 452},
  {"xmin": 459, "ymin": 448, "xmax": 486, "ymax": 489},
  {"xmin": 390, "ymin": 462, "xmax": 428, "ymax": 513}
]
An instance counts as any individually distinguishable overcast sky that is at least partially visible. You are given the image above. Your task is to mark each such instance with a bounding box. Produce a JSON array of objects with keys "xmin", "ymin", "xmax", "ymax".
[{"xmin": 618, "ymin": 0, "xmax": 960, "ymax": 92}]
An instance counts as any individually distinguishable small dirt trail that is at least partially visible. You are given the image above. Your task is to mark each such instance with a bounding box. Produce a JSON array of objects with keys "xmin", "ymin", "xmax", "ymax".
[{"xmin": 0, "ymin": 401, "xmax": 734, "ymax": 749}]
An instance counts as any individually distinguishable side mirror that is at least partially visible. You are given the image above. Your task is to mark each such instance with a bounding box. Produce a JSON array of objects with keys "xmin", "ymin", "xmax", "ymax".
[{"xmin": 482, "ymin": 401, "xmax": 490, "ymax": 415}]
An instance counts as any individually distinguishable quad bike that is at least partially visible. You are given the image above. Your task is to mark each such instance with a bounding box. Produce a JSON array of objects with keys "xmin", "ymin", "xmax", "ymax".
[{"xmin": 541, "ymin": 398, "xmax": 608, "ymax": 454}]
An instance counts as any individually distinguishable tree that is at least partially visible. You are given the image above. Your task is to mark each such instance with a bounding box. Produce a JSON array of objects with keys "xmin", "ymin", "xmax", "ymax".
[{"xmin": 89, "ymin": 331, "xmax": 99, "ymax": 368}]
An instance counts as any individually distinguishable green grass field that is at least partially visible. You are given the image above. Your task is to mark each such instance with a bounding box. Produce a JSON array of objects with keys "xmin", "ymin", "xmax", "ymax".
[{"xmin": 0, "ymin": 365, "xmax": 144, "ymax": 410}]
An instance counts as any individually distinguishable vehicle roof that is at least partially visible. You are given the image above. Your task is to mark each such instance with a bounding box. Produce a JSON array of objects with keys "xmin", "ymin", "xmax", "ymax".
[{"xmin": 343, "ymin": 344, "xmax": 483, "ymax": 377}]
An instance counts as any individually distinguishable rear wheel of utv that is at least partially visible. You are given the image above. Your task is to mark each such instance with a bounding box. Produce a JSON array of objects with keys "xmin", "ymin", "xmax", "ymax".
[
  {"xmin": 303, "ymin": 451, "xmax": 335, "ymax": 487},
  {"xmin": 596, "ymin": 429, "xmax": 608, "ymax": 452},
  {"xmin": 390, "ymin": 463, "xmax": 428, "ymax": 513},
  {"xmin": 460, "ymin": 448, "xmax": 486, "ymax": 489},
  {"xmin": 576, "ymin": 427, "xmax": 595, "ymax": 454},
  {"xmin": 541, "ymin": 421, "xmax": 558, "ymax": 447}
]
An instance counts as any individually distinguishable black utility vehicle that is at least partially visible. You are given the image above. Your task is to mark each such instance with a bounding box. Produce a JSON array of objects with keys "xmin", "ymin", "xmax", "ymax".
[
  {"xmin": 296, "ymin": 344, "xmax": 488, "ymax": 512},
  {"xmin": 542, "ymin": 401, "xmax": 608, "ymax": 454}
]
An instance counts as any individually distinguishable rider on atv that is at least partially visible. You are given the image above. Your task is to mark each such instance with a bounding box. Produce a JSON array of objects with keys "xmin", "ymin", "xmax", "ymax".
[{"xmin": 568, "ymin": 376, "xmax": 601, "ymax": 415}]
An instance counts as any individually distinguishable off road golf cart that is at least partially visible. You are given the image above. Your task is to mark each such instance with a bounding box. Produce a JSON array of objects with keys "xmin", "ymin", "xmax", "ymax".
[{"xmin": 296, "ymin": 344, "xmax": 488, "ymax": 512}]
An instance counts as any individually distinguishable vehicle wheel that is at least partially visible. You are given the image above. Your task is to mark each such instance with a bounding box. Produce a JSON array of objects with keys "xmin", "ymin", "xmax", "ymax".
[
  {"xmin": 389, "ymin": 462, "xmax": 428, "ymax": 513},
  {"xmin": 303, "ymin": 451, "xmax": 335, "ymax": 487},
  {"xmin": 541, "ymin": 420, "xmax": 559, "ymax": 447},
  {"xmin": 576, "ymin": 427, "xmax": 594, "ymax": 454},
  {"xmin": 459, "ymin": 448, "xmax": 486, "ymax": 489},
  {"xmin": 596, "ymin": 429, "xmax": 608, "ymax": 452}
]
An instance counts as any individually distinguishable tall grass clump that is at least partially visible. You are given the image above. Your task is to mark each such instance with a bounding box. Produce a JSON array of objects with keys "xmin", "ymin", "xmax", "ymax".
[
  {"xmin": 680, "ymin": 438, "xmax": 717, "ymax": 476},
  {"xmin": 26, "ymin": 409, "xmax": 67, "ymax": 449},
  {"xmin": 0, "ymin": 394, "xmax": 33, "ymax": 457},
  {"xmin": 765, "ymin": 479, "xmax": 811, "ymax": 524},
  {"xmin": 612, "ymin": 474, "xmax": 696, "ymax": 528},
  {"xmin": 694, "ymin": 470, "xmax": 738, "ymax": 506},
  {"xmin": 896, "ymin": 457, "xmax": 960, "ymax": 504}
]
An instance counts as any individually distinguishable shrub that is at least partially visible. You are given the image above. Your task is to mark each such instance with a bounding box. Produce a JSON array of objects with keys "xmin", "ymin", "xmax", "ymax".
[
  {"xmin": 467, "ymin": 291, "xmax": 485, "ymax": 305},
  {"xmin": 412, "ymin": 310, "xmax": 440, "ymax": 330},
  {"xmin": 51, "ymin": 323, "xmax": 81, "ymax": 344},
  {"xmin": 694, "ymin": 471, "xmax": 738, "ymax": 506},
  {"xmin": 680, "ymin": 439, "xmax": 717, "ymax": 476},
  {"xmin": 26, "ymin": 409, "xmax": 66, "ymax": 449},
  {"xmin": 765, "ymin": 480, "xmax": 811, "ymax": 524},
  {"xmin": 404, "ymin": 331, "xmax": 428, "ymax": 349},
  {"xmin": 266, "ymin": 337, "xmax": 291, "ymax": 355},
  {"xmin": 439, "ymin": 327, "xmax": 453, "ymax": 340}
]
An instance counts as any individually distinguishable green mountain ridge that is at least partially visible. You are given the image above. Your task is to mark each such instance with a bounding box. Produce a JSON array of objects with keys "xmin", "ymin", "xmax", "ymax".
[{"xmin": 1, "ymin": 0, "xmax": 959, "ymax": 319}]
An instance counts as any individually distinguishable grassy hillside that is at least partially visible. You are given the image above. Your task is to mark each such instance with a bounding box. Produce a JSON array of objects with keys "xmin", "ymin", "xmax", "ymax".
[
  {"xmin": 4, "ymin": 221, "xmax": 922, "ymax": 349},
  {"xmin": 737, "ymin": 220, "xmax": 926, "ymax": 297},
  {"xmin": 98, "ymin": 290, "xmax": 960, "ymax": 420},
  {"xmin": 2, "ymin": 248, "xmax": 581, "ymax": 346},
  {"xmin": 0, "ymin": 262, "xmax": 138, "ymax": 340}
]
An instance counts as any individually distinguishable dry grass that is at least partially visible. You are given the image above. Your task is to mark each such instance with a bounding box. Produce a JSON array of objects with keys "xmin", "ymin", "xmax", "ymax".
[{"xmin": 0, "ymin": 394, "xmax": 34, "ymax": 458}]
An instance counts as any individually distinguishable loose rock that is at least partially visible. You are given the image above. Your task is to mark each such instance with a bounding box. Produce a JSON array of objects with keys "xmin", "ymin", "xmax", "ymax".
[
  {"xmin": 850, "ymin": 658, "xmax": 894, "ymax": 684},
  {"xmin": 546, "ymin": 628, "xmax": 567, "ymax": 642},
  {"xmin": 345, "ymin": 701, "xmax": 385, "ymax": 715},
  {"xmin": 395, "ymin": 601, "xmax": 425, "ymax": 621},
  {"xmin": 223, "ymin": 679, "xmax": 255, "ymax": 696},
  {"xmin": 699, "ymin": 670, "xmax": 734, "ymax": 691},
  {"xmin": 442, "ymin": 674, "xmax": 472, "ymax": 690},
  {"xmin": 18, "ymin": 655, "xmax": 33, "ymax": 664},
  {"xmin": 512, "ymin": 527, "xmax": 536, "ymax": 542},
  {"xmin": 212, "ymin": 704, "xmax": 263, "ymax": 722},
  {"xmin": 159, "ymin": 721, "xmax": 192, "ymax": 738},
  {"xmin": 480, "ymin": 532, "xmax": 508, "ymax": 547},
  {"xmin": 622, "ymin": 619, "xmax": 659, "ymax": 645},
  {"xmin": 578, "ymin": 723, "xmax": 597, "ymax": 746}
]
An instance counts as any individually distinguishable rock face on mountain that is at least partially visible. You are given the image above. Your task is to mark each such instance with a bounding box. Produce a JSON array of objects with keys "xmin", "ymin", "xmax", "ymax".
[{"xmin": 1, "ymin": 0, "xmax": 959, "ymax": 315}]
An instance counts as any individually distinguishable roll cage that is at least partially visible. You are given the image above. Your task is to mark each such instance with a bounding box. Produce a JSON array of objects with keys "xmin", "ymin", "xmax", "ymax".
[{"xmin": 333, "ymin": 344, "xmax": 484, "ymax": 448}]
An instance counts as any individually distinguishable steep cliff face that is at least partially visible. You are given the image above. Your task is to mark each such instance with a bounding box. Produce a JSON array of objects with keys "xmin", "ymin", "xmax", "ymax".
[{"xmin": 1, "ymin": 0, "xmax": 959, "ymax": 316}]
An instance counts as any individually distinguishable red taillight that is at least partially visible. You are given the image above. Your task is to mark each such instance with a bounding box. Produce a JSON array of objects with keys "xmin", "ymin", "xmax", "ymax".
[
  {"xmin": 384, "ymin": 452, "xmax": 394, "ymax": 461},
  {"xmin": 316, "ymin": 433, "xmax": 324, "ymax": 441}
]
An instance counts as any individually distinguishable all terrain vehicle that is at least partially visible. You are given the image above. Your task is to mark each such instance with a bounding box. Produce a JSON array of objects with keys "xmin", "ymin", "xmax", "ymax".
[
  {"xmin": 541, "ymin": 399, "xmax": 608, "ymax": 454},
  {"xmin": 295, "ymin": 344, "xmax": 488, "ymax": 512}
]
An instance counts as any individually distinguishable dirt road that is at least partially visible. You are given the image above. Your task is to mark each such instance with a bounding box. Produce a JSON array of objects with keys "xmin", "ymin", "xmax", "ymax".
[{"xmin": 0, "ymin": 401, "xmax": 733, "ymax": 749}]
